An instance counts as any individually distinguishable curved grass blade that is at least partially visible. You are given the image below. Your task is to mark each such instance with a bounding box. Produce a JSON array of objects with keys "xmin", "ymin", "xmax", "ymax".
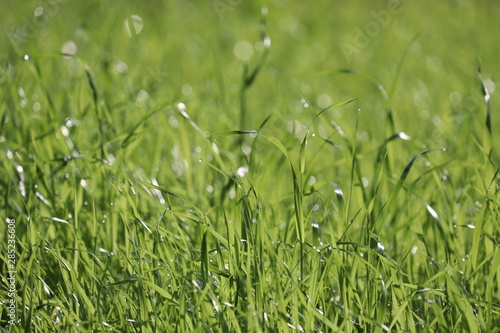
[
  {"xmin": 111, "ymin": 277, "xmax": 139, "ymax": 285},
  {"xmin": 201, "ymin": 230, "xmax": 209, "ymax": 283},
  {"xmin": 249, "ymin": 114, "xmax": 273, "ymax": 171},
  {"xmin": 84, "ymin": 65, "xmax": 99, "ymax": 107},
  {"xmin": 133, "ymin": 176, "xmax": 184, "ymax": 201},
  {"xmin": 176, "ymin": 102, "xmax": 206, "ymax": 138},
  {"xmin": 478, "ymin": 66, "xmax": 492, "ymax": 137},
  {"xmin": 121, "ymin": 106, "xmax": 164, "ymax": 148},
  {"xmin": 299, "ymin": 98, "xmax": 358, "ymax": 174},
  {"xmin": 379, "ymin": 148, "xmax": 445, "ymax": 217},
  {"xmin": 478, "ymin": 67, "xmax": 493, "ymax": 161}
]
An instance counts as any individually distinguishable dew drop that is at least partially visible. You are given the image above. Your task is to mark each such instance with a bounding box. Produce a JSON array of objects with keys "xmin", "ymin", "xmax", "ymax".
[{"xmin": 124, "ymin": 15, "xmax": 143, "ymax": 37}]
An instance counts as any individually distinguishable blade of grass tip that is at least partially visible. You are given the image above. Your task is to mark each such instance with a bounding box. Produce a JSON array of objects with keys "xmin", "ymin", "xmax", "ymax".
[
  {"xmin": 345, "ymin": 109, "xmax": 363, "ymax": 225},
  {"xmin": 379, "ymin": 148, "xmax": 446, "ymax": 218},
  {"xmin": 322, "ymin": 136, "xmax": 343, "ymax": 150},
  {"xmin": 376, "ymin": 132, "xmax": 412, "ymax": 164},
  {"xmin": 248, "ymin": 114, "xmax": 273, "ymax": 171},
  {"xmin": 239, "ymin": 63, "xmax": 249, "ymax": 135},
  {"xmin": 84, "ymin": 65, "xmax": 99, "ymax": 107},
  {"xmin": 329, "ymin": 182, "xmax": 345, "ymax": 223},
  {"xmin": 330, "ymin": 182, "xmax": 345, "ymax": 204},
  {"xmin": 84, "ymin": 65, "xmax": 112, "ymax": 159},
  {"xmin": 480, "ymin": 78, "xmax": 491, "ymax": 136},
  {"xmin": 478, "ymin": 68, "xmax": 492, "ymax": 157},
  {"xmin": 111, "ymin": 277, "xmax": 139, "ymax": 285},
  {"xmin": 411, "ymin": 190, "xmax": 454, "ymax": 252},
  {"xmin": 299, "ymin": 135, "xmax": 307, "ymax": 175},
  {"xmin": 299, "ymin": 98, "xmax": 358, "ymax": 174},
  {"xmin": 84, "ymin": 65, "xmax": 114, "ymax": 126},
  {"xmin": 176, "ymin": 102, "xmax": 208, "ymax": 138},
  {"xmin": 373, "ymin": 132, "xmax": 411, "ymax": 198},
  {"xmin": 244, "ymin": 6, "xmax": 271, "ymax": 88},
  {"xmin": 176, "ymin": 102, "xmax": 231, "ymax": 175},
  {"xmin": 201, "ymin": 230, "xmax": 209, "ymax": 284},
  {"xmin": 131, "ymin": 175, "xmax": 184, "ymax": 201},
  {"xmin": 130, "ymin": 175, "xmax": 209, "ymax": 228},
  {"xmin": 310, "ymin": 68, "xmax": 357, "ymax": 76}
]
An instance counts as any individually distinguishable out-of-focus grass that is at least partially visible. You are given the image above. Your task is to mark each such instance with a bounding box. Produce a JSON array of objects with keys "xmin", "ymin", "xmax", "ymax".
[{"xmin": 1, "ymin": 1, "xmax": 499, "ymax": 331}]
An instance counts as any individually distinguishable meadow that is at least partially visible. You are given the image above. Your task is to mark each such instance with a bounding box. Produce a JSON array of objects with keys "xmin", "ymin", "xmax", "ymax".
[{"xmin": 1, "ymin": 0, "xmax": 499, "ymax": 332}]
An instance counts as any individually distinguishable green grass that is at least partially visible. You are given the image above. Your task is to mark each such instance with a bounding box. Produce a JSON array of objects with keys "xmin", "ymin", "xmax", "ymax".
[{"xmin": 1, "ymin": 0, "xmax": 499, "ymax": 332}]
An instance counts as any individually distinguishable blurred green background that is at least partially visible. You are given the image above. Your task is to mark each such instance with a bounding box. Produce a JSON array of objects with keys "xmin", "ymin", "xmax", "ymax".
[
  {"xmin": 2, "ymin": 0, "xmax": 499, "ymax": 141},
  {"xmin": 2, "ymin": 0, "xmax": 499, "ymax": 204}
]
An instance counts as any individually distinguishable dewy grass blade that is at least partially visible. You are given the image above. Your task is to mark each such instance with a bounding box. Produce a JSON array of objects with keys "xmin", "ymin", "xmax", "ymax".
[
  {"xmin": 299, "ymin": 98, "xmax": 358, "ymax": 174},
  {"xmin": 132, "ymin": 176, "xmax": 184, "ymax": 201},
  {"xmin": 379, "ymin": 148, "xmax": 446, "ymax": 219},
  {"xmin": 201, "ymin": 230, "xmax": 209, "ymax": 283},
  {"xmin": 239, "ymin": 6, "xmax": 271, "ymax": 134},
  {"xmin": 482, "ymin": 79, "xmax": 492, "ymax": 136},
  {"xmin": 387, "ymin": 33, "xmax": 420, "ymax": 106}
]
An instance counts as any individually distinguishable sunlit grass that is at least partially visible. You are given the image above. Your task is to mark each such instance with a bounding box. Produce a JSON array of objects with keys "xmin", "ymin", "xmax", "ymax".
[{"xmin": 1, "ymin": 1, "xmax": 499, "ymax": 332}]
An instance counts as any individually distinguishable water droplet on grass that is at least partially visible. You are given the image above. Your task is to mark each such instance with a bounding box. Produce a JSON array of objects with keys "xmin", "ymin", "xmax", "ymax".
[
  {"xmin": 241, "ymin": 144, "xmax": 252, "ymax": 155},
  {"xmin": 61, "ymin": 40, "xmax": 77, "ymax": 56},
  {"xmin": 114, "ymin": 61, "xmax": 128, "ymax": 74},
  {"xmin": 377, "ymin": 241, "xmax": 385, "ymax": 253},
  {"xmin": 398, "ymin": 132, "xmax": 411, "ymax": 140},
  {"xmin": 237, "ymin": 165, "xmax": 249, "ymax": 177},
  {"xmin": 361, "ymin": 177, "xmax": 369, "ymax": 188},
  {"xmin": 124, "ymin": 15, "xmax": 143, "ymax": 37},
  {"xmin": 264, "ymin": 36, "xmax": 271, "ymax": 48}
]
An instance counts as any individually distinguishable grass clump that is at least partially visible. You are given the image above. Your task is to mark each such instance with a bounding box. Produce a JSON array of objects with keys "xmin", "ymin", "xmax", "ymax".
[{"xmin": 1, "ymin": 1, "xmax": 499, "ymax": 332}]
